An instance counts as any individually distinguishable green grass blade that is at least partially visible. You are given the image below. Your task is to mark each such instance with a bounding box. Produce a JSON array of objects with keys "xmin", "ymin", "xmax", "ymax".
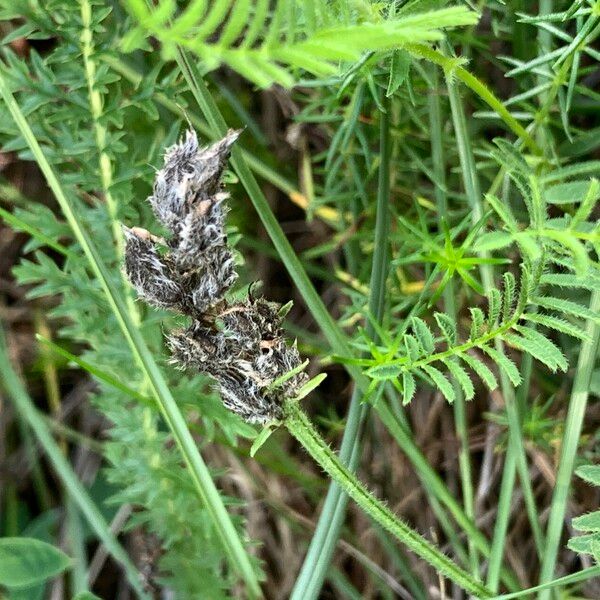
[
  {"xmin": 0, "ymin": 326, "xmax": 148, "ymax": 599},
  {"xmin": 537, "ymin": 290, "xmax": 600, "ymax": 598},
  {"xmin": 0, "ymin": 69, "xmax": 262, "ymax": 599}
]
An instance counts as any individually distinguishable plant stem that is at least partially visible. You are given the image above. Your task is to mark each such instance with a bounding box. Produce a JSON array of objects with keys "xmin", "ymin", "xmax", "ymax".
[
  {"xmin": 405, "ymin": 44, "xmax": 540, "ymax": 155},
  {"xmin": 285, "ymin": 402, "xmax": 492, "ymax": 598},
  {"xmin": 291, "ymin": 97, "xmax": 392, "ymax": 600},
  {"xmin": 537, "ymin": 289, "xmax": 600, "ymax": 598},
  {"xmin": 428, "ymin": 65, "xmax": 479, "ymax": 576},
  {"xmin": 0, "ymin": 69, "xmax": 263, "ymax": 599},
  {"xmin": 80, "ymin": 0, "xmax": 140, "ymax": 324},
  {"xmin": 0, "ymin": 327, "xmax": 149, "ymax": 599}
]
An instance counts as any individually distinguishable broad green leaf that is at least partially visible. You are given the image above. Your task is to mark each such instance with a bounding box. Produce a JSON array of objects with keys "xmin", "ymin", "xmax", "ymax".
[
  {"xmin": 487, "ymin": 288, "xmax": 501, "ymax": 327},
  {"xmin": 567, "ymin": 533, "xmax": 597, "ymax": 555},
  {"xmin": 366, "ymin": 362, "xmax": 404, "ymax": 381},
  {"xmin": 250, "ymin": 426, "xmax": 276, "ymax": 457},
  {"xmin": 474, "ymin": 230, "xmax": 514, "ymax": 252},
  {"xmin": 541, "ymin": 272, "xmax": 600, "ymax": 290},
  {"xmin": 576, "ymin": 464, "xmax": 600, "ymax": 486},
  {"xmin": 469, "ymin": 308, "xmax": 485, "ymax": 340},
  {"xmin": 505, "ymin": 326, "xmax": 568, "ymax": 372},
  {"xmin": 386, "ymin": 49, "xmax": 411, "ymax": 97},
  {"xmin": 572, "ymin": 511, "xmax": 600, "ymax": 533},
  {"xmin": 545, "ymin": 180, "xmax": 599, "ymax": 204},
  {"xmin": 434, "ymin": 312, "xmax": 457, "ymax": 345},
  {"xmin": 404, "ymin": 334, "xmax": 422, "ymax": 361},
  {"xmin": 0, "ymin": 537, "xmax": 70, "ymax": 589},
  {"xmin": 522, "ymin": 313, "xmax": 590, "ymax": 341},
  {"xmin": 484, "ymin": 194, "xmax": 518, "ymax": 231},
  {"xmin": 402, "ymin": 371, "xmax": 416, "ymax": 405},
  {"xmin": 294, "ymin": 373, "xmax": 327, "ymax": 400},
  {"xmin": 481, "ymin": 346, "xmax": 522, "ymax": 387},
  {"xmin": 502, "ymin": 272, "xmax": 516, "ymax": 322}
]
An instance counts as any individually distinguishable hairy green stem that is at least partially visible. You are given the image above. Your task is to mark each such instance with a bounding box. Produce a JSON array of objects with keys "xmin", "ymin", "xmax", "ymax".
[
  {"xmin": 285, "ymin": 402, "xmax": 492, "ymax": 598},
  {"xmin": 537, "ymin": 289, "xmax": 600, "ymax": 598},
  {"xmin": 0, "ymin": 68, "xmax": 263, "ymax": 599},
  {"xmin": 290, "ymin": 98, "xmax": 392, "ymax": 600}
]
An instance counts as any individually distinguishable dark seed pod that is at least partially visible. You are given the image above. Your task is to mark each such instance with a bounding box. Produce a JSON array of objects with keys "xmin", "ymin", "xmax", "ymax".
[{"xmin": 123, "ymin": 129, "xmax": 307, "ymax": 424}]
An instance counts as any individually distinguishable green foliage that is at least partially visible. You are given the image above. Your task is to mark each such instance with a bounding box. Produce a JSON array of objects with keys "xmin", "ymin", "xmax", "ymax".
[
  {"xmin": 568, "ymin": 465, "xmax": 600, "ymax": 563},
  {"xmin": 0, "ymin": 537, "xmax": 70, "ymax": 589},
  {"xmin": 338, "ymin": 259, "xmax": 595, "ymax": 404},
  {"xmin": 1, "ymin": 0, "xmax": 599, "ymax": 597},
  {"xmin": 0, "ymin": 1, "xmax": 260, "ymax": 596},
  {"xmin": 123, "ymin": 0, "xmax": 478, "ymax": 87}
]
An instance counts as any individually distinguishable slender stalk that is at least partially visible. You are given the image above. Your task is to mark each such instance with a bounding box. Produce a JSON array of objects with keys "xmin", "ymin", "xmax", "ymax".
[
  {"xmin": 492, "ymin": 566, "xmax": 600, "ymax": 600},
  {"xmin": 0, "ymin": 69, "xmax": 262, "ymax": 599},
  {"xmin": 80, "ymin": 0, "xmax": 141, "ymax": 325},
  {"xmin": 486, "ymin": 449, "xmax": 516, "ymax": 590},
  {"xmin": 80, "ymin": 0, "xmax": 123, "ymax": 260},
  {"xmin": 428, "ymin": 66, "xmax": 479, "ymax": 576},
  {"xmin": 537, "ymin": 289, "xmax": 600, "ymax": 598},
  {"xmin": 285, "ymin": 402, "xmax": 492, "ymax": 598},
  {"xmin": 405, "ymin": 44, "xmax": 541, "ymax": 155},
  {"xmin": 0, "ymin": 327, "xmax": 148, "ymax": 600},
  {"xmin": 291, "ymin": 97, "xmax": 392, "ymax": 600}
]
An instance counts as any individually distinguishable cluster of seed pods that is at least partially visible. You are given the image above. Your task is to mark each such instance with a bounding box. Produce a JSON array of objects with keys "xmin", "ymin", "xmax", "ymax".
[{"xmin": 123, "ymin": 130, "xmax": 306, "ymax": 424}]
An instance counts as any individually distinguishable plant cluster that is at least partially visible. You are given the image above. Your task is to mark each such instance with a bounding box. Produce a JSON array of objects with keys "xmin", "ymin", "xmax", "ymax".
[{"xmin": 0, "ymin": 0, "xmax": 599, "ymax": 599}]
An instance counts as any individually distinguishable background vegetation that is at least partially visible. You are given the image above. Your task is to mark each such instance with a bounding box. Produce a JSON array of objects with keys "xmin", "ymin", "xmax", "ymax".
[{"xmin": 0, "ymin": 0, "xmax": 599, "ymax": 598}]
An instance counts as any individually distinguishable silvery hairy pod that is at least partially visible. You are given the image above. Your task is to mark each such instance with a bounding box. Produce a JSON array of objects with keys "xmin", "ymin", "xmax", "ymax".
[
  {"xmin": 124, "ymin": 129, "xmax": 308, "ymax": 424},
  {"xmin": 123, "ymin": 130, "xmax": 240, "ymax": 316}
]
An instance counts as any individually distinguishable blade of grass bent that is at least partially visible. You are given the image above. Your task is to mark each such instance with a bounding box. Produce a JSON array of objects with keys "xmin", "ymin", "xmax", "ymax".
[
  {"xmin": 0, "ymin": 326, "xmax": 148, "ymax": 599},
  {"xmin": 0, "ymin": 70, "xmax": 262, "ymax": 599}
]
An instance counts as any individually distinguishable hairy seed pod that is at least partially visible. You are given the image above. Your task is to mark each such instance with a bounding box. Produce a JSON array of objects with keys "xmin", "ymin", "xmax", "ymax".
[{"xmin": 124, "ymin": 129, "xmax": 307, "ymax": 424}]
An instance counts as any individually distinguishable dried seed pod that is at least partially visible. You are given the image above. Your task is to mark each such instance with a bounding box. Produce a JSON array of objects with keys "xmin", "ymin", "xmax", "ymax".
[{"xmin": 124, "ymin": 129, "xmax": 307, "ymax": 424}]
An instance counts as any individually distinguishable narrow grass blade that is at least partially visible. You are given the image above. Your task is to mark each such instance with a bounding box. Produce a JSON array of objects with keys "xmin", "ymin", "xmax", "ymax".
[
  {"xmin": 0, "ymin": 327, "xmax": 148, "ymax": 599},
  {"xmin": 537, "ymin": 290, "xmax": 600, "ymax": 597}
]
